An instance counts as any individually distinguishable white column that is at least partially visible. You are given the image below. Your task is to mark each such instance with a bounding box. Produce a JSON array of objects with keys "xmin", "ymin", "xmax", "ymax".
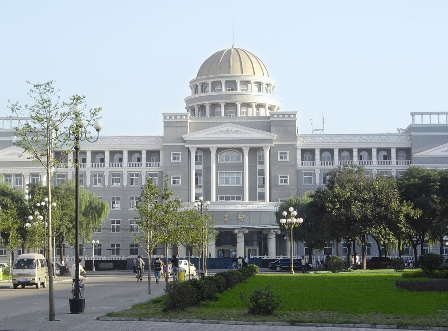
[
  {"xmin": 236, "ymin": 102, "xmax": 241, "ymax": 117},
  {"xmin": 391, "ymin": 147, "xmax": 396, "ymax": 165},
  {"xmin": 197, "ymin": 83, "xmax": 201, "ymax": 93},
  {"xmin": 208, "ymin": 241, "xmax": 216, "ymax": 258},
  {"xmin": 297, "ymin": 148, "xmax": 302, "ymax": 166},
  {"xmin": 220, "ymin": 103, "xmax": 225, "ymax": 117},
  {"xmin": 210, "ymin": 147, "xmax": 217, "ymax": 202},
  {"xmin": 123, "ymin": 171, "xmax": 128, "ymax": 186},
  {"xmin": 250, "ymin": 80, "xmax": 255, "ymax": 92},
  {"xmin": 208, "ymin": 81, "xmax": 212, "ymax": 92},
  {"xmin": 194, "ymin": 105, "xmax": 199, "ymax": 117},
  {"xmin": 221, "ymin": 79, "xmax": 226, "ymax": 91},
  {"xmin": 315, "ymin": 148, "xmax": 320, "ymax": 166},
  {"xmin": 372, "ymin": 148, "xmax": 377, "ymax": 166},
  {"xmin": 205, "ymin": 103, "xmax": 210, "ymax": 117},
  {"xmin": 141, "ymin": 150, "xmax": 146, "ymax": 167},
  {"xmin": 104, "ymin": 171, "xmax": 109, "ymax": 187},
  {"xmin": 315, "ymin": 169, "xmax": 320, "ymax": 185},
  {"xmin": 263, "ymin": 146, "xmax": 270, "ymax": 202},
  {"xmin": 235, "ymin": 229, "xmax": 247, "ymax": 258},
  {"xmin": 86, "ymin": 151, "xmax": 92, "ymax": 167},
  {"xmin": 353, "ymin": 148, "xmax": 358, "ymax": 164},
  {"xmin": 189, "ymin": 147, "xmax": 196, "ymax": 202},
  {"xmin": 251, "ymin": 103, "xmax": 256, "ymax": 116},
  {"xmin": 267, "ymin": 230, "xmax": 278, "ymax": 258},
  {"xmin": 123, "ymin": 150, "xmax": 128, "ymax": 167},
  {"xmin": 334, "ymin": 148, "xmax": 339, "ymax": 166},
  {"xmin": 86, "ymin": 171, "xmax": 91, "ymax": 187},
  {"xmin": 104, "ymin": 150, "xmax": 110, "ymax": 167},
  {"xmin": 265, "ymin": 104, "xmax": 270, "ymax": 116},
  {"xmin": 236, "ymin": 80, "xmax": 240, "ymax": 91},
  {"xmin": 243, "ymin": 146, "xmax": 249, "ymax": 202}
]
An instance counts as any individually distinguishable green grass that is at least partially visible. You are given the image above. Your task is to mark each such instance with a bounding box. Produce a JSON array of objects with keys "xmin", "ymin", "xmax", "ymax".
[{"xmin": 107, "ymin": 270, "xmax": 448, "ymax": 327}]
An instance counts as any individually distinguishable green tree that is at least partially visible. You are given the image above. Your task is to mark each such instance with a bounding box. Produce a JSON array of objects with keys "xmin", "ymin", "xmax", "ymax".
[{"xmin": 10, "ymin": 80, "xmax": 102, "ymax": 321}]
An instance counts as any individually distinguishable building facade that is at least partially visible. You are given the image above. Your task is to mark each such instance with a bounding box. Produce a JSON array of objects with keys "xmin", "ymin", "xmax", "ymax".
[{"xmin": 1, "ymin": 46, "xmax": 448, "ymax": 264}]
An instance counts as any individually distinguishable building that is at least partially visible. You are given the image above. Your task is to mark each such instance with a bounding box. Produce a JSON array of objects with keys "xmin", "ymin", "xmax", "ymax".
[{"xmin": 1, "ymin": 46, "xmax": 448, "ymax": 264}]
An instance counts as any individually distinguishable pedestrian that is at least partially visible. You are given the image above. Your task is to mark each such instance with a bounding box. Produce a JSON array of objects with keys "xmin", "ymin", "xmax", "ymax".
[
  {"xmin": 171, "ymin": 255, "xmax": 179, "ymax": 281},
  {"xmin": 153, "ymin": 257, "xmax": 163, "ymax": 284},
  {"xmin": 301, "ymin": 256, "xmax": 306, "ymax": 274},
  {"xmin": 242, "ymin": 256, "xmax": 248, "ymax": 267},
  {"xmin": 136, "ymin": 255, "xmax": 145, "ymax": 282},
  {"xmin": 133, "ymin": 257, "xmax": 137, "ymax": 277},
  {"xmin": 238, "ymin": 256, "xmax": 242, "ymax": 268}
]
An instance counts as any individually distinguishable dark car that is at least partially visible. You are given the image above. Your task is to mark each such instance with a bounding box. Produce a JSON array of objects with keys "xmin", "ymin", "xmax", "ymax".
[
  {"xmin": 55, "ymin": 262, "xmax": 70, "ymax": 276},
  {"xmin": 268, "ymin": 258, "xmax": 313, "ymax": 272},
  {"xmin": 366, "ymin": 257, "xmax": 393, "ymax": 269}
]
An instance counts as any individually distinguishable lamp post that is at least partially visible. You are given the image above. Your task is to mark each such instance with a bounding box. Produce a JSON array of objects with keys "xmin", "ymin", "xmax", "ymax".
[
  {"xmin": 280, "ymin": 207, "xmax": 303, "ymax": 274},
  {"xmin": 29, "ymin": 198, "xmax": 56, "ymax": 258},
  {"xmin": 69, "ymin": 107, "xmax": 102, "ymax": 314},
  {"xmin": 194, "ymin": 196, "xmax": 210, "ymax": 276},
  {"xmin": 91, "ymin": 240, "xmax": 99, "ymax": 271}
]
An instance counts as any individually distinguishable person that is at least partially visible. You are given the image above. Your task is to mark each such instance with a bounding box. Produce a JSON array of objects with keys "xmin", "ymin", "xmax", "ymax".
[
  {"xmin": 133, "ymin": 257, "xmax": 137, "ymax": 277},
  {"xmin": 171, "ymin": 255, "xmax": 179, "ymax": 281},
  {"xmin": 242, "ymin": 256, "xmax": 248, "ymax": 267},
  {"xmin": 71, "ymin": 258, "xmax": 86, "ymax": 283},
  {"xmin": 136, "ymin": 255, "xmax": 145, "ymax": 282},
  {"xmin": 153, "ymin": 257, "xmax": 163, "ymax": 284},
  {"xmin": 238, "ymin": 256, "xmax": 242, "ymax": 268},
  {"xmin": 301, "ymin": 256, "xmax": 307, "ymax": 274}
]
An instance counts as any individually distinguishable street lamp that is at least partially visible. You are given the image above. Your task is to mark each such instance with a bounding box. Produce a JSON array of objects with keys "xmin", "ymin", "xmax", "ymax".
[
  {"xmin": 69, "ymin": 107, "xmax": 102, "ymax": 314},
  {"xmin": 280, "ymin": 207, "xmax": 303, "ymax": 274},
  {"xmin": 30, "ymin": 198, "xmax": 56, "ymax": 258},
  {"xmin": 194, "ymin": 196, "xmax": 210, "ymax": 276},
  {"xmin": 91, "ymin": 240, "xmax": 99, "ymax": 271}
]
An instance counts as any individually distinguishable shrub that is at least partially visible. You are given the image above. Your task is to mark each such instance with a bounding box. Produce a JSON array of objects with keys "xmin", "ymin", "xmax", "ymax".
[
  {"xmin": 239, "ymin": 285, "xmax": 282, "ymax": 315},
  {"xmin": 392, "ymin": 257, "xmax": 405, "ymax": 271},
  {"xmin": 402, "ymin": 270, "xmax": 425, "ymax": 278},
  {"xmin": 163, "ymin": 280, "xmax": 197, "ymax": 311},
  {"xmin": 246, "ymin": 264, "xmax": 259, "ymax": 275},
  {"xmin": 325, "ymin": 255, "xmax": 345, "ymax": 273},
  {"xmin": 419, "ymin": 254, "xmax": 444, "ymax": 280}
]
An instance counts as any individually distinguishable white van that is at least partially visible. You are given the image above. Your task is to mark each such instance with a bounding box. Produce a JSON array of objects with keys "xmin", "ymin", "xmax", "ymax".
[{"xmin": 12, "ymin": 253, "xmax": 48, "ymax": 289}]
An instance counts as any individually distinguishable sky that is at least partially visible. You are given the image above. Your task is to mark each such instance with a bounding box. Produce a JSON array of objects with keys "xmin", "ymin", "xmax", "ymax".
[{"xmin": 1, "ymin": 1, "xmax": 447, "ymax": 137}]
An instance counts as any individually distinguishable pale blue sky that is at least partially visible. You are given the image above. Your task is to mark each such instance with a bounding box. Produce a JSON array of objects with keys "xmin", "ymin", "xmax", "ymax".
[{"xmin": 1, "ymin": 1, "xmax": 447, "ymax": 136}]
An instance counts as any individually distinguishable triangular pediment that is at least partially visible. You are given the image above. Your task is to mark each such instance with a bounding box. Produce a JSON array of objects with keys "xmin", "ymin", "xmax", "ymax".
[
  {"xmin": 414, "ymin": 143, "xmax": 448, "ymax": 157},
  {"xmin": 0, "ymin": 146, "xmax": 35, "ymax": 161},
  {"xmin": 183, "ymin": 123, "xmax": 276, "ymax": 141}
]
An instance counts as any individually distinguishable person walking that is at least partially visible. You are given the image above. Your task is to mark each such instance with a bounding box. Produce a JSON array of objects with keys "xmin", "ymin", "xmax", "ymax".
[
  {"xmin": 136, "ymin": 255, "xmax": 145, "ymax": 282},
  {"xmin": 171, "ymin": 255, "xmax": 179, "ymax": 281},
  {"xmin": 153, "ymin": 257, "xmax": 163, "ymax": 284},
  {"xmin": 301, "ymin": 256, "xmax": 307, "ymax": 274}
]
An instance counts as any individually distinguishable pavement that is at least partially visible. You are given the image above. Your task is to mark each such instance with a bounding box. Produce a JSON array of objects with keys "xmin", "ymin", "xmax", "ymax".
[{"xmin": 0, "ymin": 271, "xmax": 445, "ymax": 331}]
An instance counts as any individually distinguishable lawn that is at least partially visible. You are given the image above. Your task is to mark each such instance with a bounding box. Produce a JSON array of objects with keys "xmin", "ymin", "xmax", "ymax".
[{"xmin": 107, "ymin": 270, "xmax": 448, "ymax": 327}]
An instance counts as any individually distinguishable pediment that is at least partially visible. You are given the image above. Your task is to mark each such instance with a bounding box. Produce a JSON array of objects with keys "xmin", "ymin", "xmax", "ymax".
[
  {"xmin": 414, "ymin": 143, "xmax": 448, "ymax": 157},
  {"xmin": 0, "ymin": 146, "xmax": 34, "ymax": 161},
  {"xmin": 183, "ymin": 123, "xmax": 276, "ymax": 141}
]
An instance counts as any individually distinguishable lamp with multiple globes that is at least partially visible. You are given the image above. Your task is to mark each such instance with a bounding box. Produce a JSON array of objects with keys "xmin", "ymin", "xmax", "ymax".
[
  {"xmin": 193, "ymin": 196, "xmax": 210, "ymax": 276},
  {"xmin": 279, "ymin": 207, "xmax": 303, "ymax": 274}
]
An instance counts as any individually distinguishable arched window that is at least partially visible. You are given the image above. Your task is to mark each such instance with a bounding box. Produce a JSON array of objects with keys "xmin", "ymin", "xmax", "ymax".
[
  {"xmin": 340, "ymin": 151, "xmax": 350, "ymax": 161},
  {"xmin": 321, "ymin": 151, "xmax": 331, "ymax": 162},
  {"xmin": 359, "ymin": 151, "xmax": 369, "ymax": 160},
  {"xmin": 303, "ymin": 152, "xmax": 312, "ymax": 161},
  {"xmin": 94, "ymin": 153, "xmax": 104, "ymax": 163},
  {"xmin": 131, "ymin": 153, "xmax": 141, "ymax": 163},
  {"xmin": 215, "ymin": 107, "xmax": 221, "ymax": 117},
  {"xmin": 113, "ymin": 153, "xmax": 122, "ymax": 163},
  {"xmin": 240, "ymin": 107, "xmax": 248, "ymax": 116},
  {"xmin": 214, "ymin": 85, "xmax": 222, "ymax": 92},
  {"xmin": 150, "ymin": 153, "xmax": 159, "ymax": 163},
  {"xmin": 218, "ymin": 150, "xmax": 242, "ymax": 163},
  {"xmin": 80, "ymin": 153, "xmax": 87, "ymax": 164},
  {"xmin": 378, "ymin": 151, "xmax": 388, "ymax": 160}
]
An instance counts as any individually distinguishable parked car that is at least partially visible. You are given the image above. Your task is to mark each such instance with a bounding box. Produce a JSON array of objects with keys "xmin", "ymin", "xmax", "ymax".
[
  {"xmin": 268, "ymin": 258, "xmax": 313, "ymax": 272},
  {"xmin": 178, "ymin": 259, "xmax": 197, "ymax": 276},
  {"xmin": 55, "ymin": 262, "xmax": 70, "ymax": 276},
  {"xmin": 366, "ymin": 257, "xmax": 393, "ymax": 269}
]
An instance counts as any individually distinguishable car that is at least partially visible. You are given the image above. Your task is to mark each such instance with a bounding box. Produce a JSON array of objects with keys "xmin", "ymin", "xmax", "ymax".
[
  {"xmin": 55, "ymin": 262, "xmax": 70, "ymax": 276},
  {"xmin": 178, "ymin": 259, "xmax": 197, "ymax": 276},
  {"xmin": 366, "ymin": 257, "xmax": 393, "ymax": 269},
  {"xmin": 268, "ymin": 258, "xmax": 313, "ymax": 272}
]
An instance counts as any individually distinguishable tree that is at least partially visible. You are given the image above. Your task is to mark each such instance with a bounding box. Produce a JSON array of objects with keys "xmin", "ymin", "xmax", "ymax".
[{"xmin": 10, "ymin": 80, "xmax": 102, "ymax": 320}]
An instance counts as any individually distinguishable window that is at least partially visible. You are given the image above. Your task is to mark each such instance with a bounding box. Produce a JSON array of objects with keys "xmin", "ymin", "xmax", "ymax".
[
  {"xmin": 367, "ymin": 242, "xmax": 372, "ymax": 256},
  {"xmin": 14, "ymin": 174, "xmax": 22, "ymax": 187},
  {"xmin": 340, "ymin": 151, "xmax": 350, "ymax": 162},
  {"xmin": 149, "ymin": 153, "xmax": 160, "ymax": 167},
  {"xmin": 359, "ymin": 151, "xmax": 369, "ymax": 161},
  {"xmin": 240, "ymin": 107, "xmax": 248, "ymax": 116},
  {"xmin": 111, "ymin": 220, "xmax": 120, "ymax": 233},
  {"xmin": 397, "ymin": 151, "xmax": 407, "ymax": 165},
  {"xmin": 55, "ymin": 173, "xmax": 66, "ymax": 185},
  {"xmin": 92, "ymin": 174, "xmax": 103, "ymax": 186},
  {"xmin": 195, "ymin": 151, "xmax": 203, "ymax": 164},
  {"xmin": 111, "ymin": 197, "xmax": 121, "ymax": 210},
  {"xmin": 171, "ymin": 152, "xmax": 181, "ymax": 162},
  {"xmin": 147, "ymin": 173, "xmax": 158, "ymax": 185},
  {"xmin": 278, "ymin": 151, "xmax": 289, "ymax": 161},
  {"xmin": 130, "ymin": 243, "xmax": 139, "ymax": 256},
  {"xmin": 323, "ymin": 242, "xmax": 333, "ymax": 256},
  {"xmin": 303, "ymin": 172, "xmax": 314, "ymax": 185},
  {"xmin": 30, "ymin": 174, "xmax": 40, "ymax": 184},
  {"xmin": 227, "ymin": 108, "xmax": 235, "ymax": 117},
  {"xmin": 303, "ymin": 152, "xmax": 312, "ymax": 161},
  {"xmin": 129, "ymin": 173, "xmax": 140, "ymax": 186},
  {"xmin": 218, "ymin": 195, "xmax": 242, "ymax": 201},
  {"xmin": 218, "ymin": 172, "xmax": 242, "ymax": 186},
  {"xmin": 111, "ymin": 244, "xmax": 120, "ymax": 256},
  {"xmin": 94, "ymin": 154, "xmax": 105, "ymax": 164},
  {"xmin": 214, "ymin": 86, "xmax": 222, "ymax": 92},
  {"xmin": 378, "ymin": 151, "xmax": 388, "ymax": 160},
  {"xmin": 322, "ymin": 172, "xmax": 330, "ymax": 185},
  {"xmin": 129, "ymin": 220, "xmax": 139, "ymax": 233},
  {"xmin": 257, "ymin": 150, "xmax": 264, "ymax": 164},
  {"xmin": 113, "ymin": 153, "xmax": 123, "ymax": 163},
  {"xmin": 240, "ymin": 84, "xmax": 248, "ymax": 92},
  {"xmin": 131, "ymin": 153, "xmax": 141, "ymax": 163},
  {"xmin": 195, "ymin": 174, "xmax": 202, "ymax": 186},
  {"xmin": 94, "ymin": 244, "xmax": 102, "ymax": 256},
  {"xmin": 218, "ymin": 150, "xmax": 242, "ymax": 162},
  {"xmin": 79, "ymin": 173, "xmax": 85, "ymax": 186},
  {"xmin": 130, "ymin": 197, "xmax": 138, "ymax": 209},
  {"xmin": 403, "ymin": 246, "xmax": 411, "ymax": 256},
  {"xmin": 111, "ymin": 173, "xmax": 121, "ymax": 186},
  {"xmin": 422, "ymin": 244, "xmax": 429, "ymax": 254},
  {"xmin": 80, "ymin": 153, "xmax": 87, "ymax": 167},
  {"xmin": 321, "ymin": 152, "xmax": 331, "ymax": 162},
  {"xmin": 3, "ymin": 174, "xmax": 12, "ymax": 184},
  {"xmin": 279, "ymin": 175, "xmax": 289, "ymax": 185},
  {"xmin": 171, "ymin": 176, "xmax": 181, "ymax": 186},
  {"xmin": 0, "ymin": 244, "xmax": 6, "ymax": 256},
  {"xmin": 258, "ymin": 175, "xmax": 265, "ymax": 186}
]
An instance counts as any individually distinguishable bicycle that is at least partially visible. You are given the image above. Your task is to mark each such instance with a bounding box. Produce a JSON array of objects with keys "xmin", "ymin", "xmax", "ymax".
[
  {"xmin": 71, "ymin": 280, "xmax": 85, "ymax": 298},
  {"xmin": 228, "ymin": 262, "xmax": 239, "ymax": 270},
  {"xmin": 136, "ymin": 267, "xmax": 143, "ymax": 281}
]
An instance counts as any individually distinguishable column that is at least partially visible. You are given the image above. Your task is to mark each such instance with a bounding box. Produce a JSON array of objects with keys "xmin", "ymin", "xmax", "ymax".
[
  {"xmin": 297, "ymin": 148, "xmax": 302, "ymax": 166},
  {"xmin": 220, "ymin": 103, "xmax": 225, "ymax": 117},
  {"xmin": 263, "ymin": 146, "xmax": 270, "ymax": 202},
  {"xmin": 234, "ymin": 229, "xmax": 247, "ymax": 258},
  {"xmin": 243, "ymin": 147, "xmax": 249, "ymax": 201},
  {"xmin": 265, "ymin": 104, "xmax": 270, "ymax": 116},
  {"xmin": 104, "ymin": 171, "xmax": 109, "ymax": 187},
  {"xmin": 205, "ymin": 103, "xmax": 210, "ymax": 117},
  {"xmin": 208, "ymin": 81, "xmax": 212, "ymax": 93},
  {"xmin": 141, "ymin": 150, "xmax": 146, "ymax": 167},
  {"xmin": 267, "ymin": 230, "xmax": 278, "ymax": 258},
  {"xmin": 86, "ymin": 151, "xmax": 92, "ymax": 167},
  {"xmin": 197, "ymin": 83, "xmax": 201, "ymax": 93},
  {"xmin": 208, "ymin": 241, "xmax": 216, "ymax": 258},
  {"xmin": 391, "ymin": 147, "xmax": 396, "ymax": 165},
  {"xmin": 372, "ymin": 148, "xmax": 377, "ymax": 166},
  {"xmin": 189, "ymin": 147, "xmax": 196, "ymax": 202},
  {"xmin": 315, "ymin": 148, "xmax": 320, "ymax": 166},
  {"xmin": 251, "ymin": 102, "xmax": 257, "ymax": 116},
  {"xmin": 236, "ymin": 102, "xmax": 241, "ymax": 117},
  {"xmin": 210, "ymin": 147, "xmax": 217, "ymax": 202},
  {"xmin": 334, "ymin": 148, "xmax": 339, "ymax": 166},
  {"xmin": 221, "ymin": 79, "xmax": 226, "ymax": 91},
  {"xmin": 86, "ymin": 171, "xmax": 91, "ymax": 187},
  {"xmin": 194, "ymin": 105, "xmax": 199, "ymax": 117},
  {"xmin": 105, "ymin": 150, "xmax": 110, "ymax": 168},
  {"xmin": 123, "ymin": 150, "xmax": 128, "ymax": 167},
  {"xmin": 250, "ymin": 80, "xmax": 255, "ymax": 92},
  {"xmin": 190, "ymin": 84, "xmax": 194, "ymax": 95},
  {"xmin": 123, "ymin": 171, "xmax": 128, "ymax": 186},
  {"xmin": 236, "ymin": 80, "xmax": 240, "ymax": 91},
  {"xmin": 315, "ymin": 169, "xmax": 320, "ymax": 185},
  {"xmin": 353, "ymin": 148, "xmax": 358, "ymax": 164}
]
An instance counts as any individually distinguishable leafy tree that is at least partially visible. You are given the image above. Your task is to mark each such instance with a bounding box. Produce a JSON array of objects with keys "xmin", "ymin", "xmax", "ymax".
[
  {"xmin": 9, "ymin": 81, "xmax": 102, "ymax": 321},
  {"xmin": 419, "ymin": 253, "xmax": 444, "ymax": 280}
]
